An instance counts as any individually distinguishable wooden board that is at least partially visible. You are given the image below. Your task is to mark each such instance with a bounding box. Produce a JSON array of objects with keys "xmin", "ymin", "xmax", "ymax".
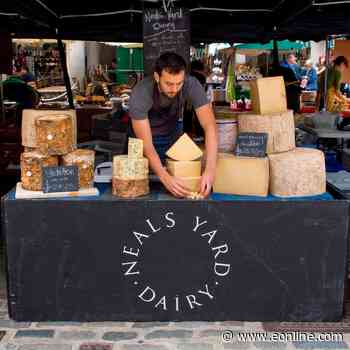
[{"xmin": 15, "ymin": 182, "xmax": 99, "ymax": 199}]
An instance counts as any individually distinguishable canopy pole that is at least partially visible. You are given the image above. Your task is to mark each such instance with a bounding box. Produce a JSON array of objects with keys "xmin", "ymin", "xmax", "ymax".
[
  {"xmin": 272, "ymin": 39, "xmax": 279, "ymax": 69},
  {"xmin": 56, "ymin": 30, "xmax": 74, "ymax": 109}
]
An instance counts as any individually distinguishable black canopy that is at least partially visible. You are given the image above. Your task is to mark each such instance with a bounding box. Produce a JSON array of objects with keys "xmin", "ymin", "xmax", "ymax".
[{"xmin": 1, "ymin": 0, "xmax": 350, "ymax": 43}]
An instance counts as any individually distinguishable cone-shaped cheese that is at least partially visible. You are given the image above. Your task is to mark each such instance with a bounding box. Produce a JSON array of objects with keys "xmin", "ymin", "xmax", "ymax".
[
  {"xmin": 269, "ymin": 148, "xmax": 326, "ymax": 197},
  {"xmin": 213, "ymin": 153, "xmax": 269, "ymax": 197},
  {"xmin": 238, "ymin": 110, "xmax": 295, "ymax": 154},
  {"xmin": 166, "ymin": 133, "xmax": 203, "ymax": 161}
]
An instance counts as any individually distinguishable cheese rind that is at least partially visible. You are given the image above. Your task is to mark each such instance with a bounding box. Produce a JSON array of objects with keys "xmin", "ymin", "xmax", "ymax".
[
  {"xmin": 166, "ymin": 133, "xmax": 203, "ymax": 161},
  {"xmin": 21, "ymin": 151, "xmax": 58, "ymax": 191},
  {"xmin": 213, "ymin": 153, "xmax": 269, "ymax": 197},
  {"xmin": 128, "ymin": 138, "xmax": 143, "ymax": 159},
  {"xmin": 35, "ymin": 114, "xmax": 75, "ymax": 155},
  {"xmin": 238, "ymin": 110, "xmax": 295, "ymax": 154},
  {"xmin": 22, "ymin": 109, "xmax": 77, "ymax": 148},
  {"xmin": 113, "ymin": 155, "xmax": 149, "ymax": 180},
  {"xmin": 250, "ymin": 76, "xmax": 287, "ymax": 114},
  {"xmin": 166, "ymin": 159, "xmax": 201, "ymax": 177},
  {"xmin": 112, "ymin": 178, "xmax": 149, "ymax": 198},
  {"xmin": 62, "ymin": 149, "xmax": 95, "ymax": 188},
  {"xmin": 268, "ymin": 148, "xmax": 326, "ymax": 197}
]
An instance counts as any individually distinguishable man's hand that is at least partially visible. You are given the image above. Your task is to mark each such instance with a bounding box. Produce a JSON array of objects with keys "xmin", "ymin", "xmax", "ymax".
[
  {"xmin": 160, "ymin": 172, "xmax": 192, "ymax": 198},
  {"xmin": 200, "ymin": 169, "xmax": 215, "ymax": 198}
]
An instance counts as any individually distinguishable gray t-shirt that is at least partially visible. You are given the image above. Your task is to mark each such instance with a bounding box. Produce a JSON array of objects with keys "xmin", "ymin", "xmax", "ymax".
[{"xmin": 129, "ymin": 75, "xmax": 208, "ymax": 136}]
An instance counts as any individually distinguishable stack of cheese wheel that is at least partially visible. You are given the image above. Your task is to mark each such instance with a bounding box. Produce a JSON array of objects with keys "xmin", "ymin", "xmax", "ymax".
[
  {"xmin": 19, "ymin": 110, "xmax": 97, "ymax": 193},
  {"xmin": 35, "ymin": 114, "xmax": 75, "ymax": 155},
  {"xmin": 112, "ymin": 138, "xmax": 149, "ymax": 198},
  {"xmin": 20, "ymin": 151, "xmax": 58, "ymax": 191},
  {"xmin": 235, "ymin": 76, "xmax": 326, "ymax": 197},
  {"xmin": 165, "ymin": 133, "xmax": 203, "ymax": 199},
  {"xmin": 62, "ymin": 149, "xmax": 95, "ymax": 188},
  {"xmin": 22, "ymin": 109, "xmax": 77, "ymax": 149}
]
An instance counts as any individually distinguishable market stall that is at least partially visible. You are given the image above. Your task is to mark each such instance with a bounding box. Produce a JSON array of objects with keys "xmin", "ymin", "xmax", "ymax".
[{"xmin": 1, "ymin": 0, "xmax": 350, "ymax": 323}]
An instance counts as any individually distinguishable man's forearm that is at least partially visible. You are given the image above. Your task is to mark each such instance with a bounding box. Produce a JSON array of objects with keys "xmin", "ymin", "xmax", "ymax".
[{"xmin": 203, "ymin": 123, "xmax": 218, "ymax": 173}]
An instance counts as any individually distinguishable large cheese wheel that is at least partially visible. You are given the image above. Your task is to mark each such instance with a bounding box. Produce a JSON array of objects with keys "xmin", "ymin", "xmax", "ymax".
[
  {"xmin": 22, "ymin": 109, "xmax": 77, "ymax": 148},
  {"xmin": 112, "ymin": 178, "xmax": 149, "ymax": 198},
  {"xmin": 166, "ymin": 159, "xmax": 201, "ymax": 177},
  {"xmin": 179, "ymin": 176, "xmax": 201, "ymax": 192},
  {"xmin": 269, "ymin": 148, "xmax": 326, "ymax": 197},
  {"xmin": 35, "ymin": 115, "xmax": 75, "ymax": 155},
  {"xmin": 21, "ymin": 151, "xmax": 58, "ymax": 191},
  {"xmin": 113, "ymin": 155, "xmax": 149, "ymax": 180},
  {"xmin": 62, "ymin": 149, "xmax": 95, "ymax": 188},
  {"xmin": 213, "ymin": 153, "xmax": 269, "ymax": 197},
  {"xmin": 216, "ymin": 119, "xmax": 238, "ymax": 152},
  {"xmin": 238, "ymin": 110, "xmax": 295, "ymax": 154}
]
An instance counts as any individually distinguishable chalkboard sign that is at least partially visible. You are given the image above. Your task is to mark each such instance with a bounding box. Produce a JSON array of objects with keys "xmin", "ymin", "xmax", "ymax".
[
  {"xmin": 143, "ymin": 7, "xmax": 190, "ymax": 76},
  {"xmin": 42, "ymin": 166, "xmax": 79, "ymax": 193},
  {"xmin": 235, "ymin": 132, "xmax": 268, "ymax": 158}
]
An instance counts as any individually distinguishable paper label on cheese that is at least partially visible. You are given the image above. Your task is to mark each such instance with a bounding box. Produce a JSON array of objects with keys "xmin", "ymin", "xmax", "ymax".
[{"xmin": 166, "ymin": 133, "xmax": 203, "ymax": 161}]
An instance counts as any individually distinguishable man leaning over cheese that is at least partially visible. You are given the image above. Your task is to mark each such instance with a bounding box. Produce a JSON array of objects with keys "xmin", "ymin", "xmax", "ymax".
[{"xmin": 128, "ymin": 52, "xmax": 218, "ymax": 198}]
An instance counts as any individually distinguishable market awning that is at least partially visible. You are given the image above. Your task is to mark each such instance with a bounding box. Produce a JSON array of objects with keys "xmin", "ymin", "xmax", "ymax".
[{"xmin": 0, "ymin": 0, "xmax": 350, "ymax": 43}]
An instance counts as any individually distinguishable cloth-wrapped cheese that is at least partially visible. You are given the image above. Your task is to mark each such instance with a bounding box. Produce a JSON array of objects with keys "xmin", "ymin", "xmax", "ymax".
[
  {"xmin": 269, "ymin": 148, "xmax": 326, "ymax": 197},
  {"xmin": 21, "ymin": 151, "xmax": 58, "ymax": 191},
  {"xmin": 238, "ymin": 110, "xmax": 295, "ymax": 154},
  {"xmin": 35, "ymin": 114, "xmax": 75, "ymax": 155},
  {"xmin": 62, "ymin": 149, "xmax": 95, "ymax": 188},
  {"xmin": 22, "ymin": 109, "xmax": 77, "ymax": 148}
]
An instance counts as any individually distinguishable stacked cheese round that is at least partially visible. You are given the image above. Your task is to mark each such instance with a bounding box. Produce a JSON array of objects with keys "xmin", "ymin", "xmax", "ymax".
[
  {"xmin": 268, "ymin": 148, "xmax": 326, "ymax": 197},
  {"xmin": 21, "ymin": 151, "xmax": 58, "ymax": 191},
  {"xmin": 35, "ymin": 114, "xmax": 75, "ymax": 155},
  {"xmin": 22, "ymin": 109, "xmax": 77, "ymax": 148},
  {"xmin": 112, "ymin": 155, "xmax": 149, "ymax": 198},
  {"xmin": 62, "ymin": 149, "xmax": 95, "ymax": 188},
  {"xmin": 166, "ymin": 159, "xmax": 201, "ymax": 193},
  {"xmin": 238, "ymin": 110, "xmax": 295, "ymax": 154}
]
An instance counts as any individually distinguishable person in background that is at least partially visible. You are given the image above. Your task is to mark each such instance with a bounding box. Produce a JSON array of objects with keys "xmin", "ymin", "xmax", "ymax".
[
  {"xmin": 107, "ymin": 59, "xmax": 117, "ymax": 83},
  {"xmin": 189, "ymin": 60, "xmax": 206, "ymax": 86},
  {"xmin": 15, "ymin": 65, "xmax": 36, "ymax": 85},
  {"xmin": 301, "ymin": 59, "xmax": 318, "ymax": 91},
  {"xmin": 280, "ymin": 53, "xmax": 302, "ymax": 81},
  {"xmin": 183, "ymin": 60, "xmax": 207, "ymax": 135},
  {"xmin": 280, "ymin": 53, "xmax": 302, "ymax": 113},
  {"xmin": 316, "ymin": 56, "xmax": 327, "ymax": 111},
  {"xmin": 326, "ymin": 55, "xmax": 349, "ymax": 113}
]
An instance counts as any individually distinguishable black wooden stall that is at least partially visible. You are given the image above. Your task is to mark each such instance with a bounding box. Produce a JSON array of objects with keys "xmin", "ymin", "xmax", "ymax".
[{"xmin": 1, "ymin": 186, "xmax": 349, "ymax": 322}]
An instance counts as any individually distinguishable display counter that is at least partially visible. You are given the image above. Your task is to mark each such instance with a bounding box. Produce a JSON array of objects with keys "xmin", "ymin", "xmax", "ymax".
[{"xmin": 1, "ymin": 183, "xmax": 349, "ymax": 322}]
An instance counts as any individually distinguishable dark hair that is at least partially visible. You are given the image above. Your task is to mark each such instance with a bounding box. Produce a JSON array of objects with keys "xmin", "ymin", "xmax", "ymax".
[
  {"xmin": 334, "ymin": 56, "xmax": 349, "ymax": 68},
  {"xmin": 154, "ymin": 52, "xmax": 187, "ymax": 76},
  {"xmin": 190, "ymin": 60, "xmax": 204, "ymax": 72},
  {"xmin": 287, "ymin": 53, "xmax": 296, "ymax": 59}
]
